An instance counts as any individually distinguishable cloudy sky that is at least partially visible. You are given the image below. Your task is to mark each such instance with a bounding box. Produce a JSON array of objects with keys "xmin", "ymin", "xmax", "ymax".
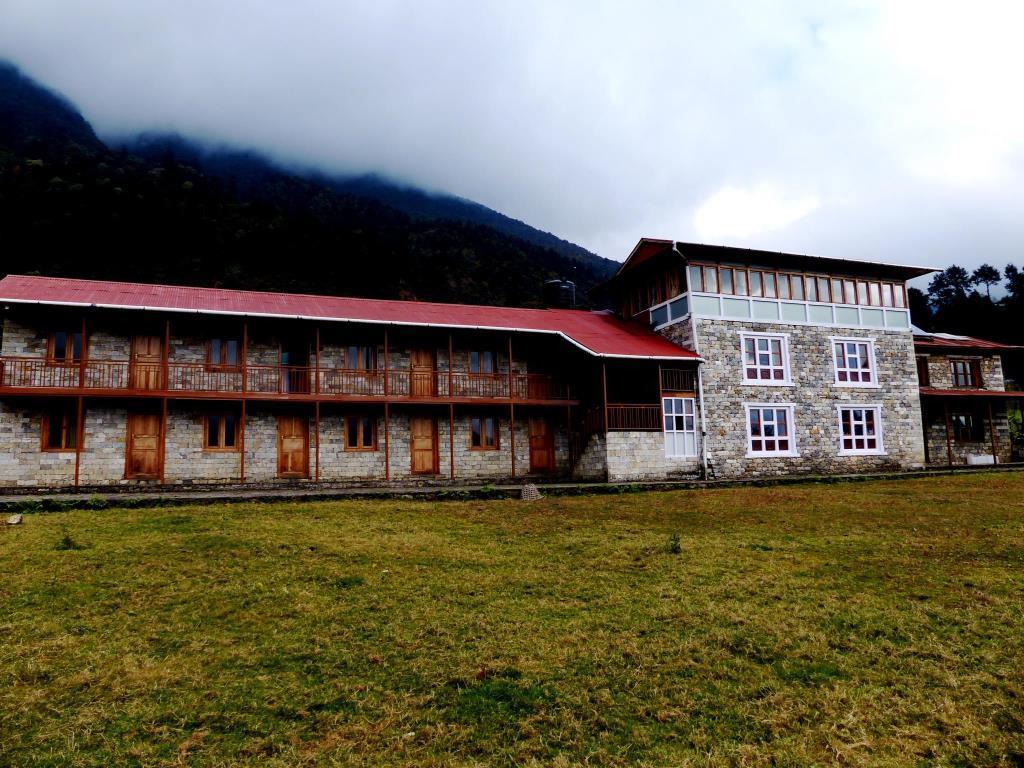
[{"xmin": 3, "ymin": 0, "xmax": 1023, "ymax": 277}]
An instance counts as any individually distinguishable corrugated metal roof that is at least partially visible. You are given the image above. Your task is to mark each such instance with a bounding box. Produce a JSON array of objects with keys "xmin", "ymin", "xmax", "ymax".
[
  {"xmin": 913, "ymin": 332, "xmax": 1021, "ymax": 351},
  {"xmin": 0, "ymin": 274, "xmax": 700, "ymax": 361}
]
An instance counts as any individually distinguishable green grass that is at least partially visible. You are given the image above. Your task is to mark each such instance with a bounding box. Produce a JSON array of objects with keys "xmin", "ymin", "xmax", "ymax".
[{"xmin": 2, "ymin": 473, "xmax": 1024, "ymax": 767}]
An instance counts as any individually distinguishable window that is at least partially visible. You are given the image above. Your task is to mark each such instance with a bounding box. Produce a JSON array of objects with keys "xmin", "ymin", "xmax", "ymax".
[
  {"xmin": 916, "ymin": 356, "xmax": 930, "ymax": 386},
  {"xmin": 48, "ymin": 331, "xmax": 83, "ymax": 363},
  {"xmin": 951, "ymin": 411, "xmax": 984, "ymax": 443},
  {"xmin": 470, "ymin": 416, "xmax": 498, "ymax": 449},
  {"xmin": 832, "ymin": 338, "xmax": 876, "ymax": 386},
  {"xmin": 688, "ymin": 264, "xmax": 703, "ymax": 292},
  {"xmin": 208, "ymin": 338, "xmax": 240, "ymax": 369},
  {"xmin": 741, "ymin": 333, "xmax": 790, "ymax": 384},
  {"xmin": 345, "ymin": 345, "xmax": 377, "ymax": 370},
  {"xmin": 838, "ymin": 406, "xmax": 884, "ymax": 455},
  {"xmin": 951, "ymin": 359, "xmax": 982, "ymax": 388},
  {"xmin": 204, "ymin": 412, "xmax": 239, "ymax": 450},
  {"xmin": 42, "ymin": 402, "xmax": 78, "ymax": 451},
  {"xmin": 345, "ymin": 415, "xmax": 377, "ymax": 450},
  {"xmin": 745, "ymin": 405, "xmax": 797, "ymax": 456},
  {"xmin": 663, "ymin": 397, "xmax": 697, "ymax": 457},
  {"xmin": 469, "ymin": 351, "xmax": 496, "ymax": 374}
]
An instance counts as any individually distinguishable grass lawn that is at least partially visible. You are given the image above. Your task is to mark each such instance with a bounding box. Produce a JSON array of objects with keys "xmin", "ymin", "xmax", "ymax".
[{"xmin": 2, "ymin": 474, "xmax": 1023, "ymax": 767}]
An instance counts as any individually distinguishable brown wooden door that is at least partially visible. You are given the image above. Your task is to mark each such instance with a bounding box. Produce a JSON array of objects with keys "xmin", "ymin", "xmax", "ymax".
[
  {"xmin": 130, "ymin": 335, "xmax": 164, "ymax": 390},
  {"xmin": 528, "ymin": 416, "xmax": 555, "ymax": 473},
  {"xmin": 126, "ymin": 412, "xmax": 163, "ymax": 479},
  {"xmin": 410, "ymin": 348, "xmax": 436, "ymax": 397},
  {"xmin": 277, "ymin": 415, "xmax": 309, "ymax": 478},
  {"xmin": 410, "ymin": 416, "xmax": 438, "ymax": 474}
]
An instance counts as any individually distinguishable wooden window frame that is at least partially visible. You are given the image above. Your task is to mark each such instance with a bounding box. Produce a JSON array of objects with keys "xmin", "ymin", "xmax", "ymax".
[
  {"xmin": 203, "ymin": 411, "xmax": 240, "ymax": 452},
  {"xmin": 468, "ymin": 350, "xmax": 497, "ymax": 375},
  {"xmin": 950, "ymin": 358, "xmax": 982, "ymax": 389},
  {"xmin": 344, "ymin": 345, "xmax": 378, "ymax": 371},
  {"xmin": 951, "ymin": 410, "xmax": 984, "ymax": 443},
  {"xmin": 41, "ymin": 402, "xmax": 80, "ymax": 452},
  {"xmin": 46, "ymin": 331, "xmax": 84, "ymax": 365},
  {"xmin": 345, "ymin": 414, "xmax": 377, "ymax": 451},
  {"xmin": 206, "ymin": 338, "xmax": 241, "ymax": 371},
  {"xmin": 837, "ymin": 404, "xmax": 885, "ymax": 455},
  {"xmin": 470, "ymin": 416, "xmax": 499, "ymax": 450}
]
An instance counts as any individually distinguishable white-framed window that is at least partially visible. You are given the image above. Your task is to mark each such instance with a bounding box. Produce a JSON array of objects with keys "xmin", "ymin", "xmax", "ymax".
[
  {"xmin": 740, "ymin": 332, "xmax": 791, "ymax": 385},
  {"xmin": 837, "ymin": 404, "xmax": 885, "ymax": 455},
  {"xmin": 663, "ymin": 397, "xmax": 697, "ymax": 457},
  {"xmin": 831, "ymin": 337, "xmax": 878, "ymax": 387},
  {"xmin": 744, "ymin": 403, "xmax": 798, "ymax": 457}
]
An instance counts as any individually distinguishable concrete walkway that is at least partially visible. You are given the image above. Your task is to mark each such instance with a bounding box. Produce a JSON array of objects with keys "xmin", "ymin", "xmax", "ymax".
[{"xmin": 1, "ymin": 463, "xmax": 1022, "ymax": 511}]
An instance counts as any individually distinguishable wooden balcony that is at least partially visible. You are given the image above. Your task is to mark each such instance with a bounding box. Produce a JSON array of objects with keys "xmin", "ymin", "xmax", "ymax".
[{"xmin": 0, "ymin": 357, "xmax": 573, "ymax": 404}]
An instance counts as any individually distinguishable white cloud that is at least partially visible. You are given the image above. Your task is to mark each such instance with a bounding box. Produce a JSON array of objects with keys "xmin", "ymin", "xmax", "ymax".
[
  {"xmin": 0, "ymin": 0, "xmax": 1022, "ymax": 271},
  {"xmin": 694, "ymin": 185, "xmax": 820, "ymax": 242}
]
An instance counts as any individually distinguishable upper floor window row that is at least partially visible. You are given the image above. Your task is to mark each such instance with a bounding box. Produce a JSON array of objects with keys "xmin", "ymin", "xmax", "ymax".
[
  {"xmin": 687, "ymin": 263, "xmax": 907, "ymax": 309},
  {"xmin": 624, "ymin": 266, "xmax": 683, "ymax": 316},
  {"xmin": 741, "ymin": 333, "xmax": 878, "ymax": 388}
]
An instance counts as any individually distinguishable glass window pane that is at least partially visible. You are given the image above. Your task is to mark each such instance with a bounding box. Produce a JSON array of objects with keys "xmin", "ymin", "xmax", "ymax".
[
  {"xmin": 805, "ymin": 276, "xmax": 817, "ymax": 302},
  {"xmin": 778, "ymin": 274, "xmax": 791, "ymax": 299},
  {"xmin": 223, "ymin": 414, "xmax": 236, "ymax": 446},
  {"xmin": 857, "ymin": 281, "xmax": 869, "ymax": 305},
  {"xmin": 719, "ymin": 268, "xmax": 734, "ymax": 294},
  {"xmin": 53, "ymin": 332, "xmax": 67, "ymax": 360},
  {"xmin": 749, "ymin": 271, "xmax": 763, "ymax": 297},
  {"xmin": 208, "ymin": 415, "xmax": 221, "ymax": 447},
  {"xmin": 703, "ymin": 266, "xmax": 718, "ymax": 293},
  {"xmin": 763, "ymin": 272, "xmax": 777, "ymax": 298},
  {"xmin": 688, "ymin": 265, "xmax": 703, "ymax": 292},
  {"xmin": 818, "ymin": 277, "xmax": 831, "ymax": 302},
  {"xmin": 734, "ymin": 270, "xmax": 748, "ymax": 296}
]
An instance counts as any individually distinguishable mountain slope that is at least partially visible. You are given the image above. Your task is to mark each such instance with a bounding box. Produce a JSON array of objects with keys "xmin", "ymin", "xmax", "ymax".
[
  {"xmin": 120, "ymin": 132, "xmax": 615, "ymax": 272},
  {"xmin": 0, "ymin": 62, "xmax": 616, "ymax": 307}
]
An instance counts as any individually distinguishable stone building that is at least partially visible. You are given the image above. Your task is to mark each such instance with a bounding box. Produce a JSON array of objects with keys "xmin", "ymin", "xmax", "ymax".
[
  {"xmin": 0, "ymin": 241, "xmax": 1017, "ymax": 489},
  {"xmin": 913, "ymin": 331, "xmax": 1019, "ymax": 465}
]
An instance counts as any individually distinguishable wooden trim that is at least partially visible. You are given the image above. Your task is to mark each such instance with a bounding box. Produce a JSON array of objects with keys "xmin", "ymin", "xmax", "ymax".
[
  {"xmin": 202, "ymin": 411, "xmax": 242, "ymax": 452},
  {"xmin": 206, "ymin": 338, "xmax": 242, "ymax": 371},
  {"xmin": 469, "ymin": 415, "xmax": 500, "ymax": 450},
  {"xmin": 315, "ymin": 401, "xmax": 321, "ymax": 482},
  {"xmin": 241, "ymin": 323, "xmax": 248, "ymax": 393},
  {"xmin": 383, "ymin": 330, "xmax": 389, "ymax": 397},
  {"xmin": 163, "ymin": 319, "xmax": 171, "ymax": 389},
  {"xmin": 159, "ymin": 397, "xmax": 167, "ymax": 484},
  {"xmin": 343, "ymin": 413, "xmax": 378, "ymax": 451},
  {"xmin": 40, "ymin": 401, "xmax": 80, "ymax": 452},
  {"xmin": 602, "ymin": 362, "xmax": 609, "ymax": 435},
  {"xmin": 315, "ymin": 326, "xmax": 321, "ymax": 396}
]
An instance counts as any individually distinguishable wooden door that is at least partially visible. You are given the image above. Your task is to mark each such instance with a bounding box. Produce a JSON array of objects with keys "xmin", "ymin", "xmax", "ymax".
[
  {"xmin": 410, "ymin": 348, "xmax": 436, "ymax": 397},
  {"xmin": 410, "ymin": 416, "xmax": 438, "ymax": 474},
  {"xmin": 130, "ymin": 335, "xmax": 164, "ymax": 390},
  {"xmin": 528, "ymin": 416, "xmax": 555, "ymax": 473},
  {"xmin": 277, "ymin": 415, "xmax": 309, "ymax": 478},
  {"xmin": 126, "ymin": 412, "xmax": 163, "ymax": 479}
]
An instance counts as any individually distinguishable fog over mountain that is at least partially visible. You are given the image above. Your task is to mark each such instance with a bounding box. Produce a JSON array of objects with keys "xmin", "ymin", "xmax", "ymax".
[{"xmin": 2, "ymin": 1, "xmax": 1023, "ymax": 272}]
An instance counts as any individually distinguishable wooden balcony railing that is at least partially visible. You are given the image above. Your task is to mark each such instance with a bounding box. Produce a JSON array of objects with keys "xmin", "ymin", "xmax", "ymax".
[
  {"xmin": 607, "ymin": 404, "xmax": 663, "ymax": 431},
  {"xmin": 0, "ymin": 357, "xmax": 571, "ymax": 402},
  {"xmin": 660, "ymin": 367, "xmax": 696, "ymax": 393}
]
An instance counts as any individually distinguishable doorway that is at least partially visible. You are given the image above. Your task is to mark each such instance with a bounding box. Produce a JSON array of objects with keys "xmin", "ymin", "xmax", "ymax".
[{"xmin": 277, "ymin": 415, "xmax": 309, "ymax": 478}]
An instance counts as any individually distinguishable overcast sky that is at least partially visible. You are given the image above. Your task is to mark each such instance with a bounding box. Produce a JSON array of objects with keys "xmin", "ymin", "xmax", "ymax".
[{"xmin": 3, "ymin": 0, "xmax": 1023, "ymax": 279}]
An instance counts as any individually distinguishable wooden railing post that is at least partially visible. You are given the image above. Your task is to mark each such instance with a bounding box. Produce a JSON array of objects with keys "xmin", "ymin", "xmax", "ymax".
[
  {"xmin": 383, "ymin": 329, "xmax": 389, "ymax": 397},
  {"xmin": 315, "ymin": 326, "xmax": 321, "ymax": 396},
  {"xmin": 240, "ymin": 399, "xmax": 246, "ymax": 483},
  {"xmin": 79, "ymin": 316, "xmax": 87, "ymax": 389},
  {"xmin": 73, "ymin": 395, "xmax": 83, "ymax": 487},
  {"xmin": 448, "ymin": 332, "xmax": 454, "ymax": 399},
  {"xmin": 315, "ymin": 400, "xmax": 321, "ymax": 483},
  {"xmin": 241, "ymin": 321, "xmax": 248, "ymax": 395},
  {"xmin": 163, "ymin": 319, "xmax": 171, "ymax": 391},
  {"xmin": 601, "ymin": 362, "xmax": 609, "ymax": 436},
  {"xmin": 508, "ymin": 336, "xmax": 515, "ymax": 479}
]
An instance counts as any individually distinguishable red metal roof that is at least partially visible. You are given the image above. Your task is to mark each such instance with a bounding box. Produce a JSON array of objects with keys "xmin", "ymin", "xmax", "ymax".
[
  {"xmin": 0, "ymin": 275, "xmax": 700, "ymax": 361},
  {"xmin": 914, "ymin": 333, "xmax": 1020, "ymax": 352}
]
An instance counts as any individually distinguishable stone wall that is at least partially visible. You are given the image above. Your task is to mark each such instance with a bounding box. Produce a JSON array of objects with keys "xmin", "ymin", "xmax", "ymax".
[
  {"xmin": 606, "ymin": 431, "xmax": 700, "ymax": 481},
  {"xmin": 571, "ymin": 433, "xmax": 607, "ymax": 480},
  {"xmin": 920, "ymin": 353, "xmax": 1005, "ymax": 391},
  {"xmin": 688, "ymin": 318, "xmax": 925, "ymax": 478},
  {"xmin": 922, "ymin": 401, "xmax": 1013, "ymax": 465}
]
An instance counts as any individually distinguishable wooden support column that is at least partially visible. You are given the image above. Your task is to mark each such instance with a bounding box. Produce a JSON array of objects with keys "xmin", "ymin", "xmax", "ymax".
[
  {"xmin": 241, "ymin": 321, "xmax": 248, "ymax": 394},
  {"xmin": 602, "ymin": 362, "xmax": 609, "ymax": 435},
  {"xmin": 508, "ymin": 336, "xmax": 515, "ymax": 479},
  {"xmin": 943, "ymin": 400, "xmax": 954, "ymax": 466},
  {"xmin": 315, "ymin": 400, "xmax": 321, "ymax": 482},
  {"xmin": 73, "ymin": 395, "xmax": 83, "ymax": 487},
  {"xmin": 566, "ymin": 402, "xmax": 573, "ymax": 468},
  {"xmin": 448, "ymin": 333, "xmax": 454, "ymax": 398},
  {"xmin": 657, "ymin": 363, "xmax": 664, "ymax": 422},
  {"xmin": 315, "ymin": 326, "xmax": 321, "ymax": 396},
  {"xmin": 163, "ymin": 319, "xmax": 171, "ymax": 390},
  {"xmin": 159, "ymin": 397, "xmax": 167, "ymax": 484},
  {"xmin": 78, "ymin": 316, "xmax": 87, "ymax": 389},
  {"xmin": 449, "ymin": 403, "xmax": 455, "ymax": 480},
  {"xmin": 988, "ymin": 401, "xmax": 998, "ymax": 464},
  {"xmin": 240, "ymin": 399, "xmax": 247, "ymax": 483}
]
